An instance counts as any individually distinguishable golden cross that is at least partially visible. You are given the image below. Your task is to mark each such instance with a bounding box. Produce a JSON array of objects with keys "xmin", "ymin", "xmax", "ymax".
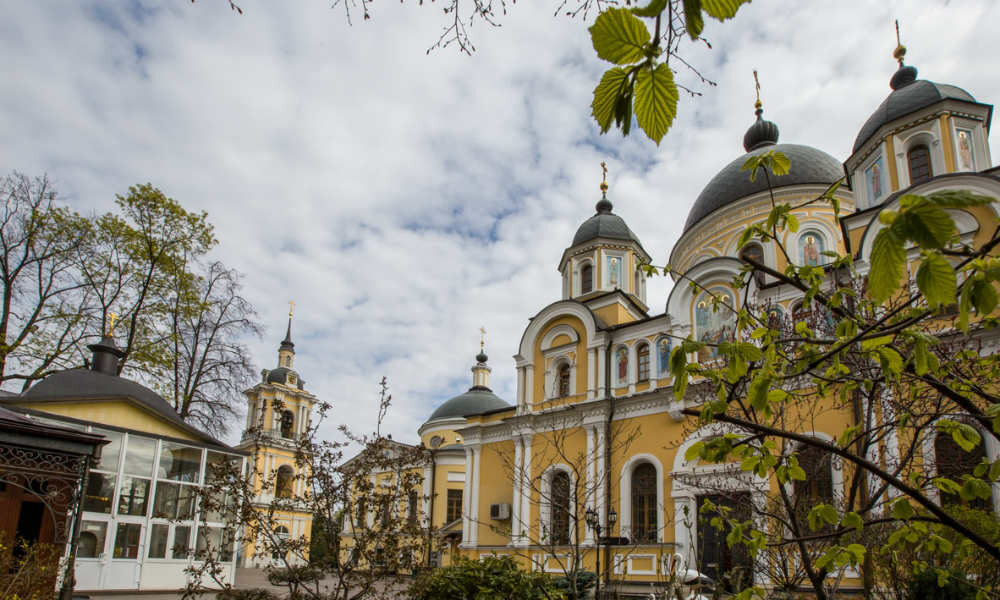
[
  {"xmin": 893, "ymin": 19, "xmax": 907, "ymax": 65},
  {"xmin": 753, "ymin": 70, "xmax": 761, "ymax": 104},
  {"xmin": 288, "ymin": 300, "xmax": 295, "ymax": 317},
  {"xmin": 107, "ymin": 312, "xmax": 118, "ymax": 336},
  {"xmin": 479, "ymin": 326, "xmax": 486, "ymax": 351},
  {"xmin": 601, "ymin": 161, "xmax": 607, "ymax": 184}
]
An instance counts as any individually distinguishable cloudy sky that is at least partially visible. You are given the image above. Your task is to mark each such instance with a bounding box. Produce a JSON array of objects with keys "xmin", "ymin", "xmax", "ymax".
[{"xmin": 2, "ymin": 0, "xmax": 998, "ymax": 446}]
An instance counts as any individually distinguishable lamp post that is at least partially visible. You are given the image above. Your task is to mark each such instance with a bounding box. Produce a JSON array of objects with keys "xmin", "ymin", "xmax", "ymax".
[{"xmin": 585, "ymin": 506, "xmax": 617, "ymax": 600}]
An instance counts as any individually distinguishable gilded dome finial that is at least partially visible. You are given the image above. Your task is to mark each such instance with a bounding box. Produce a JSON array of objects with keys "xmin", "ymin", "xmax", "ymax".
[
  {"xmin": 107, "ymin": 311, "xmax": 118, "ymax": 336},
  {"xmin": 479, "ymin": 326, "xmax": 486, "ymax": 352},
  {"xmin": 600, "ymin": 161, "xmax": 609, "ymax": 195},
  {"xmin": 753, "ymin": 69, "xmax": 763, "ymax": 113},
  {"xmin": 893, "ymin": 19, "xmax": 907, "ymax": 66}
]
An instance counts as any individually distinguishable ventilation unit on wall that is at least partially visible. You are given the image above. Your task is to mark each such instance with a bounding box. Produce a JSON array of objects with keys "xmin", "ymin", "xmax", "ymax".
[{"xmin": 490, "ymin": 503, "xmax": 511, "ymax": 520}]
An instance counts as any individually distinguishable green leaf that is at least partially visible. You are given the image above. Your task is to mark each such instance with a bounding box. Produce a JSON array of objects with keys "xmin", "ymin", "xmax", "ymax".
[
  {"xmin": 632, "ymin": 0, "xmax": 669, "ymax": 17},
  {"xmin": 841, "ymin": 512, "xmax": 863, "ymax": 533},
  {"xmin": 860, "ymin": 335, "xmax": 892, "ymax": 351},
  {"xmin": 916, "ymin": 252, "xmax": 957, "ymax": 309},
  {"xmin": 700, "ymin": 0, "xmax": 750, "ymax": 20},
  {"xmin": 970, "ymin": 279, "xmax": 999, "ymax": 315},
  {"xmin": 769, "ymin": 151, "xmax": 791, "ymax": 176},
  {"xmin": 896, "ymin": 201, "xmax": 955, "ymax": 249},
  {"xmin": 878, "ymin": 346, "xmax": 903, "ymax": 374},
  {"xmin": 682, "ymin": 0, "xmax": 704, "ymax": 39},
  {"xmin": 869, "ymin": 227, "xmax": 906, "ymax": 304},
  {"xmin": 891, "ymin": 498, "xmax": 914, "ymax": 520},
  {"xmin": 633, "ymin": 63, "xmax": 679, "ymax": 145},
  {"xmin": 685, "ymin": 441, "xmax": 705, "ymax": 462},
  {"xmin": 953, "ymin": 423, "xmax": 982, "ymax": 452},
  {"xmin": 592, "ymin": 68, "xmax": 630, "ymax": 134},
  {"xmin": 926, "ymin": 190, "xmax": 996, "ymax": 208},
  {"xmin": 589, "ymin": 8, "xmax": 651, "ymax": 65}
]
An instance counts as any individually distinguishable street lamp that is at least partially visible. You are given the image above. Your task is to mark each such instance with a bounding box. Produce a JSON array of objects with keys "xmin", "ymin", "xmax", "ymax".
[{"xmin": 585, "ymin": 506, "xmax": 618, "ymax": 599}]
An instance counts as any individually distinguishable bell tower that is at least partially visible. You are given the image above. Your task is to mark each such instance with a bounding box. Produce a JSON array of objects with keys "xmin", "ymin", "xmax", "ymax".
[{"xmin": 236, "ymin": 303, "xmax": 316, "ymax": 566}]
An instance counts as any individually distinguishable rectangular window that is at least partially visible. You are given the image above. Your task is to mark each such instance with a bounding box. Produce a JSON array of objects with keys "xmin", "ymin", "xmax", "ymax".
[
  {"xmin": 637, "ymin": 344, "xmax": 650, "ymax": 382},
  {"xmin": 123, "ymin": 436, "xmax": 157, "ymax": 477},
  {"xmin": 153, "ymin": 481, "xmax": 196, "ymax": 520},
  {"xmin": 83, "ymin": 472, "xmax": 116, "ymax": 514},
  {"xmin": 78, "ymin": 521, "xmax": 107, "ymax": 558},
  {"xmin": 446, "ymin": 489, "xmax": 463, "ymax": 523},
  {"xmin": 158, "ymin": 442, "xmax": 202, "ymax": 483},
  {"xmin": 92, "ymin": 428, "xmax": 123, "ymax": 472},
  {"xmin": 408, "ymin": 490, "xmax": 419, "ymax": 525},
  {"xmin": 197, "ymin": 526, "xmax": 233, "ymax": 562},
  {"xmin": 113, "ymin": 523, "xmax": 142, "ymax": 559},
  {"xmin": 148, "ymin": 523, "xmax": 169, "ymax": 558},
  {"xmin": 117, "ymin": 477, "xmax": 150, "ymax": 516},
  {"xmin": 172, "ymin": 526, "xmax": 191, "ymax": 559}
]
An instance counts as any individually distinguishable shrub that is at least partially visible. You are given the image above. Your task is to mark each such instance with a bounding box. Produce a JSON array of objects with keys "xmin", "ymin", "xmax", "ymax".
[
  {"xmin": 907, "ymin": 569, "xmax": 976, "ymax": 600},
  {"xmin": 409, "ymin": 555, "xmax": 565, "ymax": 600}
]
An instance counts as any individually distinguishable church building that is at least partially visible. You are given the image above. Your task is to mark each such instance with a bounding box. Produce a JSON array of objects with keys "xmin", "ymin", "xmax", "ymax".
[{"xmin": 375, "ymin": 44, "xmax": 999, "ymax": 596}]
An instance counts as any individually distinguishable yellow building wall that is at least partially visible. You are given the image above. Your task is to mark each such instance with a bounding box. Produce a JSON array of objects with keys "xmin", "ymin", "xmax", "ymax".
[
  {"xmin": 13, "ymin": 399, "xmax": 200, "ymax": 442},
  {"xmin": 532, "ymin": 316, "xmax": 589, "ymax": 407}
]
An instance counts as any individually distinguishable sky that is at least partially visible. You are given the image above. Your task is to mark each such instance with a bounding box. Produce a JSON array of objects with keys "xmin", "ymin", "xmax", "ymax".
[{"xmin": 1, "ymin": 0, "xmax": 998, "ymax": 447}]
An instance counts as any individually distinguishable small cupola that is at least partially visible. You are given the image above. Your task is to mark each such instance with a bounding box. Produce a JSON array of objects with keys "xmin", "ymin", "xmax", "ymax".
[
  {"xmin": 278, "ymin": 305, "xmax": 295, "ymax": 370},
  {"xmin": 88, "ymin": 333, "xmax": 125, "ymax": 376}
]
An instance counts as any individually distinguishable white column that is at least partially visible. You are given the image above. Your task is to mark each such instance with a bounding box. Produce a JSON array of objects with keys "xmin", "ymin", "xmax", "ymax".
[
  {"xmin": 461, "ymin": 447, "xmax": 473, "ymax": 546},
  {"xmin": 422, "ymin": 465, "xmax": 433, "ymax": 525},
  {"xmin": 469, "ymin": 445, "xmax": 482, "ymax": 546},
  {"xmin": 597, "ymin": 348, "xmax": 607, "ymax": 398},
  {"xmin": 628, "ymin": 343, "xmax": 637, "ymax": 395},
  {"xmin": 525, "ymin": 368, "xmax": 534, "ymax": 413},
  {"xmin": 585, "ymin": 427, "xmax": 596, "ymax": 545},
  {"xmin": 245, "ymin": 397, "xmax": 255, "ymax": 430},
  {"xmin": 517, "ymin": 435, "xmax": 533, "ymax": 548},
  {"xmin": 511, "ymin": 437, "xmax": 523, "ymax": 542},
  {"xmin": 516, "ymin": 367, "xmax": 526, "ymax": 413},
  {"xmin": 587, "ymin": 349, "xmax": 596, "ymax": 400}
]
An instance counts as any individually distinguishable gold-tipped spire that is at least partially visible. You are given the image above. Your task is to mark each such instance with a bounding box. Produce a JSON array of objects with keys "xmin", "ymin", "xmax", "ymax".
[
  {"xmin": 288, "ymin": 300, "xmax": 295, "ymax": 317},
  {"xmin": 600, "ymin": 161, "xmax": 609, "ymax": 194},
  {"xmin": 753, "ymin": 69, "xmax": 762, "ymax": 111},
  {"xmin": 107, "ymin": 312, "xmax": 118, "ymax": 336},
  {"xmin": 893, "ymin": 19, "xmax": 907, "ymax": 65},
  {"xmin": 479, "ymin": 326, "xmax": 486, "ymax": 352}
]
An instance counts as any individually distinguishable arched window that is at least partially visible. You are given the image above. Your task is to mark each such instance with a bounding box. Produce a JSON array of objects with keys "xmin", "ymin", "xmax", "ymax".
[
  {"xmin": 935, "ymin": 429, "xmax": 989, "ymax": 509},
  {"xmin": 907, "ymin": 144, "xmax": 932, "ymax": 184},
  {"xmin": 550, "ymin": 471, "xmax": 571, "ymax": 545},
  {"xmin": 581, "ymin": 263, "xmax": 594, "ymax": 294},
  {"xmin": 284, "ymin": 356, "xmax": 291, "ymax": 367},
  {"xmin": 616, "ymin": 347, "xmax": 628, "ymax": 385},
  {"xmin": 739, "ymin": 243, "xmax": 766, "ymax": 286},
  {"xmin": 407, "ymin": 490, "xmax": 419, "ymax": 526},
  {"xmin": 272, "ymin": 525, "xmax": 289, "ymax": 560},
  {"xmin": 557, "ymin": 363, "xmax": 571, "ymax": 397},
  {"xmin": 793, "ymin": 445, "xmax": 833, "ymax": 506},
  {"xmin": 275, "ymin": 465, "xmax": 294, "ymax": 499},
  {"xmin": 631, "ymin": 463, "xmax": 657, "ymax": 544},
  {"xmin": 280, "ymin": 410, "xmax": 295, "ymax": 438},
  {"xmin": 637, "ymin": 343, "xmax": 650, "ymax": 382}
]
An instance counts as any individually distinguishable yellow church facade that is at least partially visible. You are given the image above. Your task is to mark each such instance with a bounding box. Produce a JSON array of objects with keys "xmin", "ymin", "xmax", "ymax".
[{"xmin": 379, "ymin": 49, "xmax": 1000, "ymax": 596}]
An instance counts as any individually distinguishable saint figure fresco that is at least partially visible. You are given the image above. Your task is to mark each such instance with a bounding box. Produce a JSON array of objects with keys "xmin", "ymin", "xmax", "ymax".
[
  {"xmin": 957, "ymin": 129, "xmax": 975, "ymax": 171},
  {"xmin": 866, "ymin": 157, "xmax": 884, "ymax": 203},
  {"xmin": 616, "ymin": 347, "xmax": 628, "ymax": 384},
  {"xmin": 695, "ymin": 289, "xmax": 735, "ymax": 362},
  {"xmin": 800, "ymin": 232, "xmax": 824, "ymax": 266},
  {"xmin": 657, "ymin": 337, "xmax": 672, "ymax": 375},
  {"xmin": 608, "ymin": 255, "xmax": 621, "ymax": 288}
]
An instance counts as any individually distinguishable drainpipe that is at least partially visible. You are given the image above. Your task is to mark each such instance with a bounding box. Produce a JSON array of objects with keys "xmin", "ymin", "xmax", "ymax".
[
  {"xmin": 425, "ymin": 450, "xmax": 437, "ymax": 568},
  {"xmin": 602, "ymin": 335, "xmax": 614, "ymax": 591}
]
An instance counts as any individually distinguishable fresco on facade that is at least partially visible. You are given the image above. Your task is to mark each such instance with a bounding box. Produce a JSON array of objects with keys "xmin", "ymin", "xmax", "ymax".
[
  {"xmin": 695, "ymin": 289, "xmax": 736, "ymax": 362},
  {"xmin": 607, "ymin": 255, "xmax": 622, "ymax": 289},
  {"xmin": 957, "ymin": 128, "xmax": 976, "ymax": 171},
  {"xmin": 865, "ymin": 156, "xmax": 885, "ymax": 203},
  {"xmin": 616, "ymin": 347, "xmax": 628, "ymax": 384},
  {"xmin": 657, "ymin": 337, "xmax": 672, "ymax": 375},
  {"xmin": 800, "ymin": 231, "xmax": 825, "ymax": 266}
]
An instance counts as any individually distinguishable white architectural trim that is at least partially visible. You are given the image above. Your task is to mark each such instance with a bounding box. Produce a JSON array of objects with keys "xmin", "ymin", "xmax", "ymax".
[{"xmin": 618, "ymin": 453, "xmax": 666, "ymax": 543}]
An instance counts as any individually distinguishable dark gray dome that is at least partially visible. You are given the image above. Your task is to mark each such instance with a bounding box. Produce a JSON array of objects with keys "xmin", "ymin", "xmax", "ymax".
[
  {"xmin": 267, "ymin": 367, "xmax": 304, "ymax": 389},
  {"xmin": 427, "ymin": 387, "xmax": 511, "ymax": 422},
  {"xmin": 572, "ymin": 196, "xmax": 641, "ymax": 247},
  {"xmin": 853, "ymin": 69, "xmax": 976, "ymax": 153},
  {"xmin": 684, "ymin": 143, "xmax": 843, "ymax": 233}
]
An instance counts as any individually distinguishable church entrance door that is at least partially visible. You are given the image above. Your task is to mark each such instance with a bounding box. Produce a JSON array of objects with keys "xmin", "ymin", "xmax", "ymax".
[{"xmin": 696, "ymin": 492, "xmax": 753, "ymax": 591}]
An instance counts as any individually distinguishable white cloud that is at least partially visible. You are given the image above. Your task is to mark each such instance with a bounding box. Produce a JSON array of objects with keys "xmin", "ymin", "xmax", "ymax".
[{"xmin": 2, "ymin": 0, "xmax": 998, "ymax": 446}]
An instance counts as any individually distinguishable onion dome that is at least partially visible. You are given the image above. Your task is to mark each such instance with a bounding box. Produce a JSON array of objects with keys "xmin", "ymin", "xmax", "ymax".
[
  {"xmin": 571, "ymin": 194, "xmax": 642, "ymax": 246},
  {"xmin": 853, "ymin": 45, "xmax": 977, "ymax": 153},
  {"xmin": 684, "ymin": 108, "xmax": 842, "ymax": 233},
  {"xmin": 743, "ymin": 103, "xmax": 780, "ymax": 152},
  {"xmin": 426, "ymin": 349, "xmax": 510, "ymax": 422}
]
